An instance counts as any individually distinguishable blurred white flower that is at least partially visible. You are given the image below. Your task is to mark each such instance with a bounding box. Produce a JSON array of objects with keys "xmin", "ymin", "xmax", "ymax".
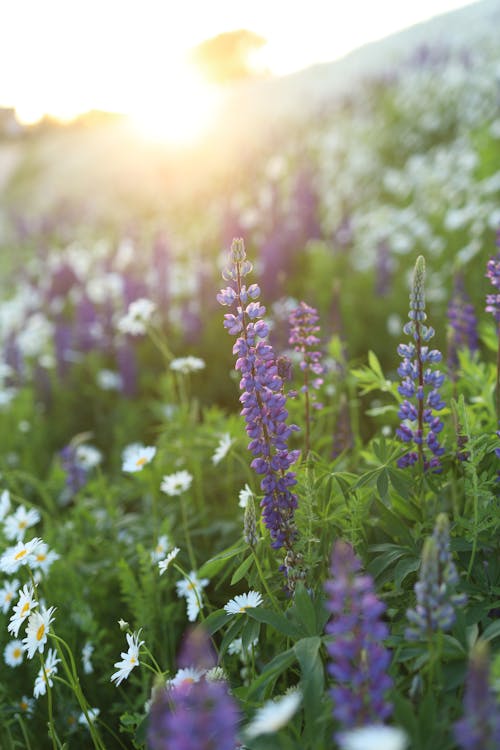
[
  {"xmin": 244, "ymin": 690, "xmax": 302, "ymax": 738},
  {"xmin": 238, "ymin": 484, "xmax": 254, "ymax": 509},
  {"xmin": 167, "ymin": 666, "xmax": 205, "ymax": 689},
  {"xmin": 150, "ymin": 534, "xmax": 170, "ymax": 563},
  {"xmin": 34, "ymin": 648, "xmax": 60, "ymax": 698},
  {"xmin": 8, "ymin": 583, "xmax": 38, "ymax": 637},
  {"xmin": 23, "ymin": 606, "xmax": 56, "ymax": 659},
  {"xmin": 111, "ymin": 631, "xmax": 144, "ymax": 686},
  {"xmin": 96, "ymin": 369, "xmax": 123, "ymax": 391},
  {"xmin": 0, "ymin": 577, "xmax": 20, "ymax": 614},
  {"xmin": 158, "ymin": 547, "xmax": 180, "ymax": 575},
  {"xmin": 82, "ymin": 641, "xmax": 94, "ymax": 675},
  {"xmin": 3, "ymin": 505, "xmax": 41, "ymax": 541},
  {"xmin": 0, "ymin": 538, "xmax": 44, "ymax": 574},
  {"xmin": 4, "ymin": 639, "xmax": 24, "ymax": 667},
  {"xmin": 176, "ymin": 571, "xmax": 209, "ymax": 622},
  {"xmin": 212, "ymin": 433, "xmax": 234, "ymax": 465},
  {"xmin": 161, "ymin": 470, "xmax": 193, "ymax": 496},
  {"xmin": 337, "ymin": 725, "xmax": 408, "ymax": 750},
  {"xmin": 118, "ymin": 298, "xmax": 156, "ymax": 336},
  {"xmin": 78, "ymin": 707, "xmax": 100, "ymax": 727},
  {"xmin": 122, "ymin": 443, "xmax": 156, "ymax": 473},
  {"xmin": 75, "ymin": 444, "xmax": 102, "ymax": 470},
  {"xmin": 170, "ymin": 356, "xmax": 206, "ymax": 374},
  {"xmin": 0, "ymin": 489, "xmax": 11, "ymax": 520},
  {"xmin": 224, "ymin": 591, "xmax": 263, "ymax": 615}
]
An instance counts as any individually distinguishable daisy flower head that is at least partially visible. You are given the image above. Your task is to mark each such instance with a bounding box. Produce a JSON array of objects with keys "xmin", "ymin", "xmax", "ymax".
[
  {"xmin": 74, "ymin": 444, "xmax": 102, "ymax": 470},
  {"xmin": 4, "ymin": 639, "xmax": 25, "ymax": 667},
  {"xmin": 212, "ymin": 433, "xmax": 234, "ymax": 465},
  {"xmin": 23, "ymin": 606, "xmax": 56, "ymax": 659},
  {"xmin": 0, "ymin": 537, "xmax": 44, "ymax": 574},
  {"xmin": 151, "ymin": 534, "xmax": 171, "ymax": 563},
  {"xmin": 337, "ymin": 725, "xmax": 408, "ymax": 750},
  {"xmin": 29, "ymin": 541, "xmax": 60, "ymax": 576},
  {"xmin": 0, "ymin": 488, "xmax": 11, "ymax": 520},
  {"xmin": 8, "ymin": 583, "xmax": 38, "ymax": 637},
  {"xmin": 118, "ymin": 298, "xmax": 156, "ymax": 336},
  {"xmin": 161, "ymin": 470, "xmax": 193, "ymax": 496},
  {"xmin": 15, "ymin": 695, "xmax": 35, "ymax": 717},
  {"xmin": 158, "ymin": 547, "xmax": 180, "ymax": 575},
  {"xmin": 3, "ymin": 505, "xmax": 41, "ymax": 541},
  {"xmin": 169, "ymin": 356, "xmax": 206, "ymax": 374},
  {"xmin": 238, "ymin": 483, "xmax": 254, "ymax": 509},
  {"xmin": 244, "ymin": 690, "xmax": 302, "ymax": 739},
  {"xmin": 176, "ymin": 572, "xmax": 209, "ymax": 622},
  {"xmin": 167, "ymin": 666, "xmax": 205, "ymax": 690},
  {"xmin": 224, "ymin": 590, "xmax": 263, "ymax": 615},
  {"xmin": 122, "ymin": 443, "xmax": 156, "ymax": 473},
  {"xmin": 34, "ymin": 648, "xmax": 60, "ymax": 698},
  {"xmin": 0, "ymin": 577, "xmax": 20, "ymax": 614},
  {"xmin": 111, "ymin": 630, "xmax": 144, "ymax": 686},
  {"xmin": 82, "ymin": 641, "xmax": 94, "ymax": 674}
]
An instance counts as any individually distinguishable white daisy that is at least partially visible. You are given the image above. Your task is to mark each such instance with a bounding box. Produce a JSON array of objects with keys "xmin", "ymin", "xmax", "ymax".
[
  {"xmin": 238, "ymin": 484, "xmax": 254, "ymax": 509},
  {"xmin": 4, "ymin": 639, "xmax": 25, "ymax": 667},
  {"xmin": 3, "ymin": 505, "xmax": 41, "ymax": 541},
  {"xmin": 122, "ymin": 443, "xmax": 156, "ymax": 473},
  {"xmin": 0, "ymin": 488, "xmax": 11, "ymax": 520},
  {"xmin": 0, "ymin": 537, "xmax": 44, "ymax": 574},
  {"xmin": 244, "ymin": 691, "xmax": 302, "ymax": 739},
  {"xmin": 151, "ymin": 534, "xmax": 171, "ymax": 563},
  {"xmin": 29, "ymin": 542, "xmax": 60, "ymax": 575},
  {"xmin": 167, "ymin": 666, "xmax": 205, "ymax": 689},
  {"xmin": 15, "ymin": 695, "xmax": 35, "ymax": 717},
  {"xmin": 158, "ymin": 547, "xmax": 180, "ymax": 575},
  {"xmin": 75, "ymin": 444, "xmax": 102, "ymax": 470},
  {"xmin": 0, "ymin": 577, "xmax": 20, "ymax": 614},
  {"xmin": 111, "ymin": 631, "xmax": 144, "ymax": 686},
  {"xmin": 117, "ymin": 298, "xmax": 156, "ymax": 336},
  {"xmin": 23, "ymin": 606, "xmax": 56, "ymax": 658},
  {"xmin": 169, "ymin": 356, "xmax": 205, "ymax": 374},
  {"xmin": 8, "ymin": 583, "xmax": 38, "ymax": 637},
  {"xmin": 34, "ymin": 648, "xmax": 60, "ymax": 698},
  {"xmin": 211, "ymin": 433, "xmax": 234, "ymax": 465},
  {"xmin": 82, "ymin": 641, "xmax": 94, "ymax": 674},
  {"xmin": 96, "ymin": 369, "xmax": 122, "ymax": 391},
  {"xmin": 176, "ymin": 571, "xmax": 209, "ymax": 622},
  {"xmin": 160, "ymin": 470, "xmax": 193, "ymax": 496},
  {"xmin": 224, "ymin": 590, "xmax": 263, "ymax": 615},
  {"xmin": 78, "ymin": 707, "xmax": 100, "ymax": 727},
  {"xmin": 337, "ymin": 725, "xmax": 408, "ymax": 750}
]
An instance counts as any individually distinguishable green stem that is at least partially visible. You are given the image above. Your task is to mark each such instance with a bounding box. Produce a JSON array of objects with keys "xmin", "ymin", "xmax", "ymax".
[
  {"xmin": 180, "ymin": 495, "xmax": 196, "ymax": 571},
  {"xmin": 251, "ymin": 546, "xmax": 280, "ymax": 613}
]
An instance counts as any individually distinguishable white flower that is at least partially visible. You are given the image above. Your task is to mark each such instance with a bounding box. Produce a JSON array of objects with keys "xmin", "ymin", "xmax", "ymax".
[
  {"xmin": 78, "ymin": 707, "xmax": 100, "ymax": 727},
  {"xmin": 118, "ymin": 298, "xmax": 156, "ymax": 336},
  {"xmin": 224, "ymin": 590, "xmax": 263, "ymax": 615},
  {"xmin": 176, "ymin": 571, "xmax": 209, "ymax": 622},
  {"xmin": 75, "ymin": 444, "xmax": 102, "ymax": 470},
  {"xmin": 167, "ymin": 666, "xmax": 205, "ymax": 689},
  {"xmin": 23, "ymin": 606, "xmax": 56, "ymax": 658},
  {"xmin": 111, "ymin": 631, "xmax": 144, "ymax": 686},
  {"xmin": 4, "ymin": 639, "xmax": 25, "ymax": 667},
  {"xmin": 82, "ymin": 641, "xmax": 94, "ymax": 675},
  {"xmin": 0, "ymin": 538, "xmax": 44, "ymax": 574},
  {"xmin": 3, "ymin": 505, "xmax": 41, "ymax": 541},
  {"xmin": 8, "ymin": 583, "xmax": 38, "ymax": 637},
  {"xmin": 205, "ymin": 666, "xmax": 226, "ymax": 682},
  {"xmin": 169, "ymin": 356, "xmax": 206, "ymax": 374},
  {"xmin": 211, "ymin": 433, "xmax": 234, "ymax": 465},
  {"xmin": 161, "ymin": 470, "xmax": 193, "ymax": 496},
  {"xmin": 0, "ymin": 489, "xmax": 11, "ymax": 520},
  {"xmin": 244, "ymin": 691, "xmax": 302, "ymax": 739},
  {"xmin": 122, "ymin": 443, "xmax": 156, "ymax": 473},
  {"xmin": 158, "ymin": 547, "xmax": 180, "ymax": 575},
  {"xmin": 15, "ymin": 695, "xmax": 35, "ymax": 716},
  {"xmin": 238, "ymin": 484, "xmax": 254, "ymax": 509},
  {"xmin": 34, "ymin": 648, "xmax": 60, "ymax": 698},
  {"xmin": 29, "ymin": 542, "xmax": 60, "ymax": 575},
  {"xmin": 151, "ymin": 534, "xmax": 170, "ymax": 563},
  {"xmin": 0, "ymin": 577, "xmax": 20, "ymax": 614},
  {"xmin": 337, "ymin": 725, "xmax": 408, "ymax": 750},
  {"xmin": 97, "ymin": 369, "xmax": 123, "ymax": 391}
]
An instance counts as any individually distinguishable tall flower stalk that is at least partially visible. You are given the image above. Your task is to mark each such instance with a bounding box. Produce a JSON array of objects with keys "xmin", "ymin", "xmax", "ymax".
[
  {"xmin": 217, "ymin": 239, "xmax": 302, "ymax": 584},
  {"xmin": 485, "ymin": 230, "xmax": 500, "ymax": 417},
  {"xmin": 453, "ymin": 640, "xmax": 500, "ymax": 750},
  {"xmin": 288, "ymin": 301, "xmax": 325, "ymax": 455},
  {"xmin": 324, "ymin": 540, "xmax": 393, "ymax": 733},
  {"xmin": 396, "ymin": 255, "xmax": 446, "ymax": 471}
]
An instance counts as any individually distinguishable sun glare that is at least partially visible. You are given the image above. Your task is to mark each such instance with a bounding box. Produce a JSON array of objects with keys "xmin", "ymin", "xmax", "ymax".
[{"xmin": 128, "ymin": 68, "xmax": 221, "ymax": 146}]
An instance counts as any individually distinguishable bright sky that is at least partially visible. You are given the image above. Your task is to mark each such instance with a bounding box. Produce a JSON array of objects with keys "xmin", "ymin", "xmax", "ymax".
[{"xmin": 0, "ymin": 0, "xmax": 478, "ymax": 141}]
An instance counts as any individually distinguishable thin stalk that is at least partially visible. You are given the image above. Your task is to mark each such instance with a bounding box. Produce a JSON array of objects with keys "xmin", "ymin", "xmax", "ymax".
[{"xmin": 251, "ymin": 546, "xmax": 280, "ymax": 613}]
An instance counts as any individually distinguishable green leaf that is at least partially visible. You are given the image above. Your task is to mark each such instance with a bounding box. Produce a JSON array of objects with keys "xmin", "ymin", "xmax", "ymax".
[
  {"xmin": 203, "ymin": 609, "xmax": 228, "ymax": 636},
  {"xmin": 291, "ymin": 583, "xmax": 318, "ymax": 636},
  {"xmin": 230, "ymin": 554, "xmax": 254, "ymax": 585},
  {"xmin": 393, "ymin": 556, "xmax": 420, "ymax": 590},
  {"xmin": 198, "ymin": 542, "xmax": 247, "ymax": 578},
  {"xmin": 377, "ymin": 469, "xmax": 389, "ymax": 500},
  {"xmin": 482, "ymin": 619, "xmax": 500, "ymax": 642},
  {"xmin": 294, "ymin": 637, "xmax": 324, "ymax": 746},
  {"xmin": 241, "ymin": 616, "xmax": 260, "ymax": 655},
  {"xmin": 245, "ymin": 607, "xmax": 302, "ymax": 638},
  {"xmin": 246, "ymin": 648, "xmax": 296, "ymax": 699}
]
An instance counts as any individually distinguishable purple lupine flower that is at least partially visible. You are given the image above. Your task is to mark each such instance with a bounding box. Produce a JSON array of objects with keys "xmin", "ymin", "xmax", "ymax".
[
  {"xmin": 148, "ymin": 628, "xmax": 239, "ymax": 750},
  {"xmin": 288, "ymin": 301, "xmax": 325, "ymax": 453},
  {"xmin": 325, "ymin": 540, "xmax": 393, "ymax": 732},
  {"xmin": 217, "ymin": 239, "xmax": 302, "ymax": 579},
  {"xmin": 453, "ymin": 640, "xmax": 500, "ymax": 750},
  {"xmin": 59, "ymin": 444, "xmax": 88, "ymax": 500},
  {"xmin": 396, "ymin": 256, "xmax": 446, "ymax": 471},
  {"xmin": 406, "ymin": 514, "xmax": 466, "ymax": 640},
  {"xmin": 447, "ymin": 272, "xmax": 478, "ymax": 379}
]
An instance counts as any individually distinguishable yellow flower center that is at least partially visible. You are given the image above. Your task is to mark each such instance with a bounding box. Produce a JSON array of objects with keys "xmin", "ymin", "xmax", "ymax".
[
  {"xmin": 19, "ymin": 520, "xmax": 28, "ymax": 528},
  {"xmin": 37, "ymin": 553, "xmax": 46, "ymax": 562},
  {"xmin": 6, "ymin": 592, "xmax": 13, "ymax": 602},
  {"xmin": 13, "ymin": 647, "xmax": 22, "ymax": 658},
  {"xmin": 136, "ymin": 456, "xmax": 147, "ymax": 467},
  {"xmin": 20, "ymin": 701, "xmax": 28, "ymax": 711},
  {"xmin": 21, "ymin": 602, "xmax": 30, "ymax": 616},
  {"xmin": 14, "ymin": 549, "xmax": 27, "ymax": 560},
  {"xmin": 238, "ymin": 605, "xmax": 248, "ymax": 612},
  {"xmin": 130, "ymin": 656, "xmax": 137, "ymax": 665},
  {"xmin": 181, "ymin": 677, "xmax": 195, "ymax": 685},
  {"xmin": 36, "ymin": 623, "xmax": 45, "ymax": 641}
]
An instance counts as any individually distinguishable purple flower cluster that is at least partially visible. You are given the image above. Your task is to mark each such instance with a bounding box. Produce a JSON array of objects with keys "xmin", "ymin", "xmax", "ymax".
[
  {"xmin": 148, "ymin": 628, "xmax": 239, "ymax": 750},
  {"xmin": 396, "ymin": 256, "xmax": 446, "ymax": 471},
  {"xmin": 217, "ymin": 239, "xmax": 300, "ymax": 554},
  {"xmin": 453, "ymin": 641, "xmax": 500, "ymax": 750},
  {"xmin": 325, "ymin": 540, "xmax": 393, "ymax": 732},
  {"xmin": 485, "ymin": 231, "xmax": 500, "ymax": 322},
  {"xmin": 447, "ymin": 272, "xmax": 478, "ymax": 378},
  {"xmin": 406, "ymin": 514, "xmax": 466, "ymax": 640}
]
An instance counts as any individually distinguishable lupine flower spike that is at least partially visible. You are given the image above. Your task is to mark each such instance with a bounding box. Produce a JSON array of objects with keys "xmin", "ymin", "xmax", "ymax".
[
  {"xmin": 485, "ymin": 230, "xmax": 500, "ymax": 417},
  {"xmin": 288, "ymin": 301, "xmax": 325, "ymax": 454},
  {"xmin": 217, "ymin": 238, "xmax": 302, "ymax": 586},
  {"xmin": 148, "ymin": 627, "xmax": 239, "ymax": 750},
  {"xmin": 453, "ymin": 640, "xmax": 500, "ymax": 750},
  {"xmin": 447, "ymin": 271, "xmax": 478, "ymax": 382},
  {"xmin": 325, "ymin": 540, "xmax": 393, "ymax": 733},
  {"xmin": 396, "ymin": 255, "xmax": 446, "ymax": 471},
  {"xmin": 406, "ymin": 513, "xmax": 466, "ymax": 640}
]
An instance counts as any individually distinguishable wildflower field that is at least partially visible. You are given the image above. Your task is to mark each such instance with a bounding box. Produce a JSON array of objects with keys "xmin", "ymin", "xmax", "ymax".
[{"xmin": 1, "ymin": 13, "xmax": 500, "ymax": 750}]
